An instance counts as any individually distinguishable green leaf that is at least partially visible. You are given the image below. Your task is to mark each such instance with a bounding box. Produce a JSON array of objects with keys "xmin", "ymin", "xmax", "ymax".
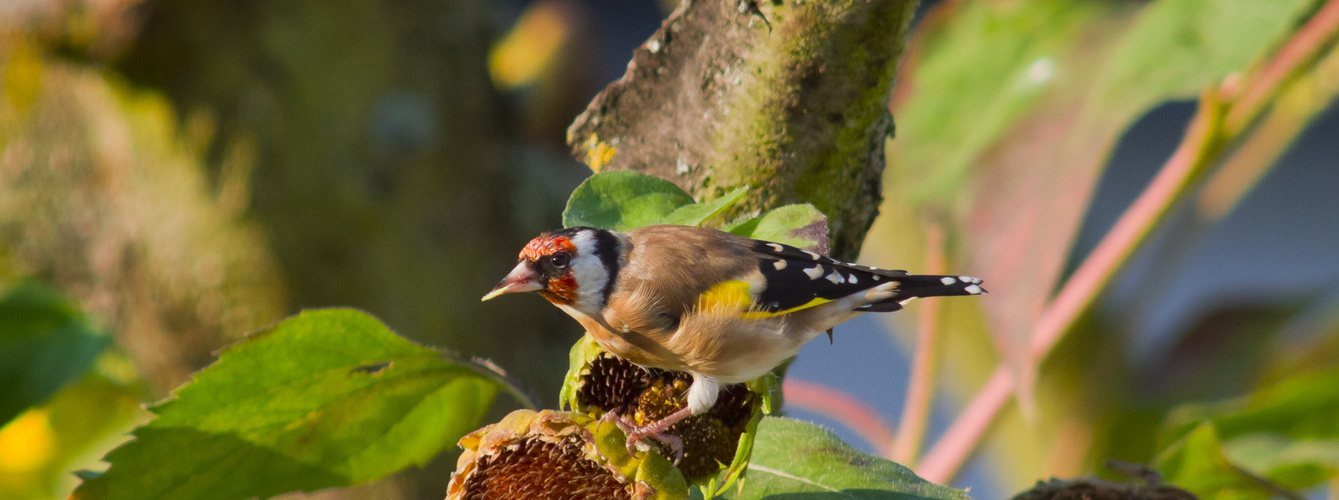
[
  {"xmin": 1224, "ymin": 434, "xmax": 1339, "ymax": 489},
  {"xmin": 0, "ymin": 282, "xmax": 110, "ymax": 426},
  {"xmin": 1153, "ymin": 367, "xmax": 1339, "ymax": 498},
  {"xmin": 1155, "ymin": 423, "xmax": 1281, "ymax": 500},
  {"xmin": 660, "ymin": 187, "xmax": 749, "ymax": 227},
  {"xmin": 563, "ymin": 171, "xmax": 695, "ymax": 230},
  {"xmin": 716, "ymin": 417, "xmax": 969, "ymax": 500},
  {"xmin": 1161, "ymin": 366, "xmax": 1339, "ymax": 447},
  {"xmin": 72, "ymin": 309, "xmax": 501, "ymax": 500},
  {"xmin": 737, "ymin": 205, "xmax": 830, "ymax": 253},
  {"xmin": 1094, "ymin": 0, "xmax": 1313, "ymax": 110},
  {"xmin": 1, "ymin": 373, "xmax": 142, "ymax": 500}
]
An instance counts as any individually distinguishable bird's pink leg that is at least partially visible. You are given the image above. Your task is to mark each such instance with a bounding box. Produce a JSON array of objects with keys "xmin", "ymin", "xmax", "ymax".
[
  {"xmin": 622, "ymin": 407, "xmax": 692, "ymax": 464},
  {"xmin": 598, "ymin": 410, "xmax": 638, "ymax": 434}
]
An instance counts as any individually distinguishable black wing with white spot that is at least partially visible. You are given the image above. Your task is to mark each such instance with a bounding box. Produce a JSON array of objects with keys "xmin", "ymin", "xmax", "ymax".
[{"xmin": 748, "ymin": 240, "xmax": 985, "ymax": 315}]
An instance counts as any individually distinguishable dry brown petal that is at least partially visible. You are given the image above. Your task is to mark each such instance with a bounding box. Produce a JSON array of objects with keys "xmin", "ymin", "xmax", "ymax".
[{"xmin": 460, "ymin": 435, "xmax": 630, "ymax": 500}]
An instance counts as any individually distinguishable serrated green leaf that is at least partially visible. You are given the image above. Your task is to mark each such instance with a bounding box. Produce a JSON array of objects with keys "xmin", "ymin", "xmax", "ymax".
[
  {"xmin": 660, "ymin": 187, "xmax": 749, "ymax": 227},
  {"xmin": 0, "ymin": 282, "xmax": 110, "ymax": 426},
  {"xmin": 715, "ymin": 417, "xmax": 969, "ymax": 500},
  {"xmin": 72, "ymin": 309, "xmax": 500, "ymax": 500},
  {"xmin": 740, "ymin": 205, "xmax": 829, "ymax": 253},
  {"xmin": 563, "ymin": 171, "xmax": 695, "ymax": 230}
]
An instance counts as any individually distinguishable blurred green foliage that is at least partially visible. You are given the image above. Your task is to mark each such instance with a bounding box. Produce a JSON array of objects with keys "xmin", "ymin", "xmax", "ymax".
[
  {"xmin": 0, "ymin": 283, "xmax": 108, "ymax": 426},
  {"xmin": 866, "ymin": 0, "xmax": 1339, "ymax": 495},
  {"xmin": 1156, "ymin": 367, "xmax": 1339, "ymax": 498}
]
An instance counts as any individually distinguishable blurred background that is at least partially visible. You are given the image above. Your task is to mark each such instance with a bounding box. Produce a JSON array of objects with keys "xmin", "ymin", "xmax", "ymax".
[{"xmin": 1, "ymin": 0, "xmax": 1336, "ymax": 499}]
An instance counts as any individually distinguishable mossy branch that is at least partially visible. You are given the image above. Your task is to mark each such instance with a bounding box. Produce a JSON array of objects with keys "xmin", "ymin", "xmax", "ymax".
[{"xmin": 568, "ymin": 0, "xmax": 919, "ymax": 260}]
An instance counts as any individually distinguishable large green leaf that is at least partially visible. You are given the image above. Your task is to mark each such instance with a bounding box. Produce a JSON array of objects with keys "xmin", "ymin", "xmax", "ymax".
[
  {"xmin": 717, "ymin": 417, "xmax": 970, "ymax": 500},
  {"xmin": 0, "ymin": 282, "xmax": 110, "ymax": 426},
  {"xmin": 72, "ymin": 309, "xmax": 505, "ymax": 500},
  {"xmin": 563, "ymin": 171, "xmax": 695, "ymax": 230},
  {"xmin": 1093, "ymin": 0, "xmax": 1315, "ymax": 111}
]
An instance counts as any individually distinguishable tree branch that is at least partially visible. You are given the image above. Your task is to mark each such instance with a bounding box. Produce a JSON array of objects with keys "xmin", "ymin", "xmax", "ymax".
[{"xmin": 568, "ymin": 0, "xmax": 920, "ymax": 260}]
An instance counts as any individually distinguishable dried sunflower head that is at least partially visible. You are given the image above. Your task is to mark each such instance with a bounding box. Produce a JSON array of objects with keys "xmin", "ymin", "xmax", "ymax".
[
  {"xmin": 558, "ymin": 335, "xmax": 780, "ymax": 494},
  {"xmin": 447, "ymin": 409, "xmax": 688, "ymax": 500}
]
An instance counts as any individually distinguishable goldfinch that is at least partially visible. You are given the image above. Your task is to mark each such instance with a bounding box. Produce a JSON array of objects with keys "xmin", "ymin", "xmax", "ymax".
[{"xmin": 482, "ymin": 224, "xmax": 984, "ymax": 458}]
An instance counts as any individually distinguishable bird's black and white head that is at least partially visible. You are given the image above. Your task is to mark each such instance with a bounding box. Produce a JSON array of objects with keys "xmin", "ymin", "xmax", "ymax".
[{"xmin": 482, "ymin": 227, "xmax": 625, "ymax": 316}]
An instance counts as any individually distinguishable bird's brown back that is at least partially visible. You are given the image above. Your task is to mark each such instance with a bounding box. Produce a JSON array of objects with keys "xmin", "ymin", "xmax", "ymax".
[{"xmin": 615, "ymin": 226, "xmax": 756, "ymax": 316}]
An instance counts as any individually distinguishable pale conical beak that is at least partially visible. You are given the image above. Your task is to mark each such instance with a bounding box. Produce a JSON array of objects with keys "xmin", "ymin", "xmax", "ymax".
[{"xmin": 482, "ymin": 261, "xmax": 544, "ymax": 301}]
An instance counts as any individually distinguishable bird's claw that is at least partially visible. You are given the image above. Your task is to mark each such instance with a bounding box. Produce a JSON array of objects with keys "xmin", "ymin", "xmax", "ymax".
[
  {"xmin": 627, "ymin": 427, "xmax": 684, "ymax": 465},
  {"xmin": 598, "ymin": 411, "xmax": 637, "ymax": 435},
  {"xmin": 597, "ymin": 412, "xmax": 685, "ymax": 464}
]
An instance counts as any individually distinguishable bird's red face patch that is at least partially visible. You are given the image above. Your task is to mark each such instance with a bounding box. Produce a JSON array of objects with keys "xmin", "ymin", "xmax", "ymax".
[
  {"xmin": 520, "ymin": 234, "xmax": 576, "ymax": 261},
  {"xmin": 521, "ymin": 233, "xmax": 579, "ymax": 304}
]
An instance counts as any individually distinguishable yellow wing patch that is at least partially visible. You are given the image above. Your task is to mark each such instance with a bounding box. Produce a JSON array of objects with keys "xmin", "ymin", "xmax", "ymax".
[
  {"xmin": 696, "ymin": 280, "xmax": 833, "ymax": 320},
  {"xmin": 696, "ymin": 280, "xmax": 754, "ymax": 312}
]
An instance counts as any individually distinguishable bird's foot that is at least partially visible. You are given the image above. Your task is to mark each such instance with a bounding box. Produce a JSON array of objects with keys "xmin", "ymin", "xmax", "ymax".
[
  {"xmin": 598, "ymin": 408, "xmax": 691, "ymax": 465},
  {"xmin": 626, "ymin": 425, "xmax": 684, "ymax": 465},
  {"xmin": 597, "ymin": 411, "xmax": 638, "ymax": 435}
]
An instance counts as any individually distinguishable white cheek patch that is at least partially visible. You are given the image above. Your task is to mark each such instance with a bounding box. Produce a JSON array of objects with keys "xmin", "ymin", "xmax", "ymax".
[{"xmin": 569, "ymin": 231, "xmax": 611, "ymax": 316}]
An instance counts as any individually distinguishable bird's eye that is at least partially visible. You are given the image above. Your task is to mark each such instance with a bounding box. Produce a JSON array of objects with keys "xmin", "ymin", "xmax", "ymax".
[{"xmin": 550, "ymin": 253, "xmax": 571, "ymax": 267}]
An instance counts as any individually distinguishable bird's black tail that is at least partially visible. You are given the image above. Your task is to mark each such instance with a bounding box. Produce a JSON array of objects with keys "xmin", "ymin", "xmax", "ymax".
[{"xmin": 857, "ymin": 274, "xmax": 986, "ymax": 312}]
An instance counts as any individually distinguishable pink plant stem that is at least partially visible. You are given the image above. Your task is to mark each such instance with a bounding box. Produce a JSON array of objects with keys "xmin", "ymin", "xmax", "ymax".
[
  {"xmin": 893, "ymin": 224, "xmax": 946, "ymax": 464},
  {"xmin": 918, "ymin": 83, "xmax": 1222, "ymax": 486},
  {"xmin": 915, "ymin": 0, "xmax": 1339, "ymax": 484},
  {"xmin": 916, "ymin": 93, "xmax": 1221, "ymax": 485},
  {"xmin": 917, "ymin": 367, "xmax": 1013, "ymax": 483},
  {"xmin": 783, "ymin": 379, "xmax": 896, "ymax": 457},
  {"xmin": 1028, "ymin": 99, "xmax": 1217, "ymax": 361},
  {"xmin": 1227, "ymin": 0, "xmax": 1339, "ymax": 133},
  {"xmin": 1031, "ymin": 0, "xmax": 1339, "ymax": 362}
]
